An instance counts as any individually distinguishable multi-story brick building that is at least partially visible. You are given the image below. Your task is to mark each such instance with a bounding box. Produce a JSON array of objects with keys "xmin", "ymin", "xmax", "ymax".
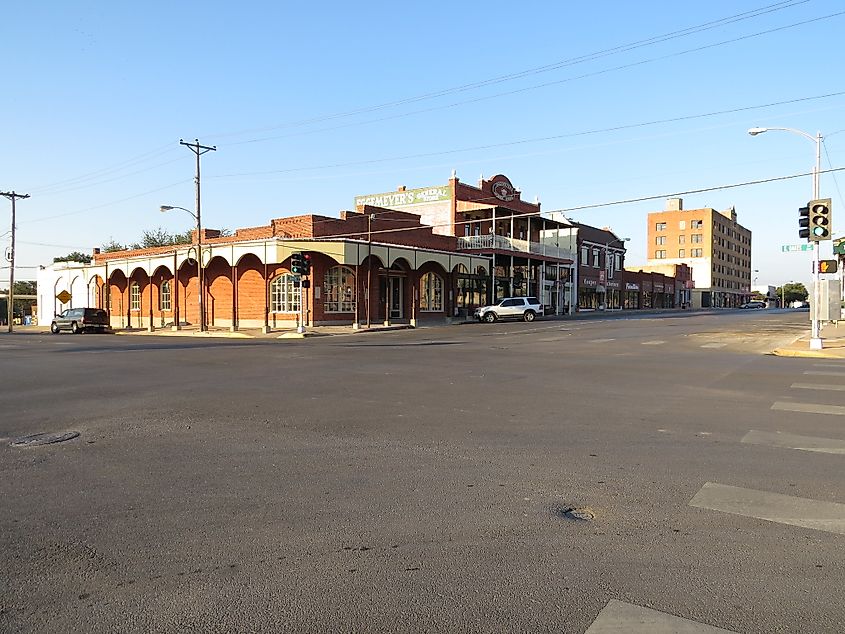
[
  {"xmin": 355, "ymin": 173, "xmax": 576, "ymax": 315},
  {"xmin": 646, "ymin": 198, "xmax": 752, "ymax": 308}
]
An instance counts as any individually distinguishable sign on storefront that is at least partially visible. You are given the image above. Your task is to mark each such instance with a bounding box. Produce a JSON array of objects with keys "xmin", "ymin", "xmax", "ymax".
[{"xmin": 354, "ymin": 185, "xmax": 449, "ymax": 208}]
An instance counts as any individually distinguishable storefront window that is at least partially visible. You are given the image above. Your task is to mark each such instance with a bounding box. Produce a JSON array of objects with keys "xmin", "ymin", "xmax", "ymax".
[
  {"xmin": 420, "ymin": 272, "xmax": 443, "ymax": 311},
  {"xmin": 324, "ymin": 266, "xmax": 355, "ymax": 313}
]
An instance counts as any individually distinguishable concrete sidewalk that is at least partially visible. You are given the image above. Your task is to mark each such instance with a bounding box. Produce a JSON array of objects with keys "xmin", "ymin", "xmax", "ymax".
[{"xmin": 772, "ymin": 321, "xmax": 845, "ymax": 359}]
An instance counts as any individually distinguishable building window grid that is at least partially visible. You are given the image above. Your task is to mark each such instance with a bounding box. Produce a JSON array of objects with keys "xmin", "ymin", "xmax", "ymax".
[
  {"xmin": 655, "ymin": 250, "xmax": 666, "ymax": 259},
  {"xmin": 656, "ymin": 222, "xmax": 667, "ymax": 231},
  {"xmin": 130, "ymin": 282, "xmax": 141, "ymax": 311},
  {"xmin": 270, "ymin": 274, "xmax": 300, "ymax": 313},
  {"xmin": 655, "ymin": 236, "xmax": 666, "ymax": 245},
  {"xmin": 160, "ymin": 280, "xmax": 171, "ymax": 311}
]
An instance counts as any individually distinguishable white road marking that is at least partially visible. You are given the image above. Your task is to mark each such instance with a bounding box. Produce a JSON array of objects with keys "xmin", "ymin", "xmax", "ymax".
[
  {"xmin": 812, "ymin": 363, "xmax": 845, "ymax": 367},
  {"xmin": 771, "ymin": 401, "xmax": 845, "ymax": 416},
  {"xmin": 741, "ymin": 430, "xmax": 845, "ymax": 454},
  {"xmin": 589, "ymin": 338, "xmax": 616, "ymax": 343},
  {"xmin": 791, "ymin": 382, "xmax": 845, "ymax": 392},
  {"xmin": 641, "ymin": 340, "xmax": 665, "ymax": 345},
  {"xmin": 803, "ymin": 370, "xmax": 845, "ymax": 377},
  {"xmin": 585, "ymin": 599, "xmax": 735, "ymax": 633},
  {"xmin": 689, "ymin": 482, "xmax": 845, "ymax": 535},
  {"xmin": 700, "ymin": 343, "xmax": 727, "ymax": 348}
]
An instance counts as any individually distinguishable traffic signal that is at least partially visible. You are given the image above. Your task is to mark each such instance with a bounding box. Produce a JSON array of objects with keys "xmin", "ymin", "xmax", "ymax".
[
  {"xmin": 798, "ymin": 204, "xmax": 810, "ymax": 240},
  {"xmin": 290, "ymin": 252, "xmax": 304, "ymax": 275},
  {"xmin": 301, "ymin": 253, "xmax": 312, "ymax": 276},
  {"xmin": 818, "ymin": 259, "xmax": 838, "ymax": 274},
  {"xmin": 808, "ymin": 198, "xmax": 832, "ymax": 241}
]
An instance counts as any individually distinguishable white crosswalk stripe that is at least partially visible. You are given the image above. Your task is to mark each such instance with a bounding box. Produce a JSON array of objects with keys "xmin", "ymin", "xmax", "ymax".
[
  {"xmin": 700, "ymin": 343, "xmax": 727, "ymax": 348},
  {"xmin": 803, "ymin": 370, "xmax": 845, "ymax": 377},
  {"xmin": 690, "ymin": 482, "xmax": 845, "ymax": 536},
  {"xmin": 771, "ymin": 401, "xmax": 845, "ymax": 416},
  {"xmin": 641, "ymin": 340, "xmax": 665, "ymax": 345},
  {"xmin": 791, "ymin": 382, "xmax": 845, "ymax": 391},
  {"xmin": 741, "ymin": 430, "xmax": 845, "ymax": 454},
  {"xmin": 585, "ymin": 599, "xmax": 735, "ymax": 633}
]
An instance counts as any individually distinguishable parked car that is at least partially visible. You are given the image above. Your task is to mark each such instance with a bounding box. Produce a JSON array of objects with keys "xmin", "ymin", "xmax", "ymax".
[
  {"xmin": 50, "ymin": 308, "xmax": 111, "ymax": 334},
  {"xmin": 474, "ymin": 297, "xmax": 543, "ymax": 322},
  {"xmin": 739, "ymin": 300, "xmax": 766, "ymax": 309}
]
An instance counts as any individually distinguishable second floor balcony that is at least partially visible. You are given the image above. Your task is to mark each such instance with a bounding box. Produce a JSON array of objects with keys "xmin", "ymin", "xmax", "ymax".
[{"xmin": 457, "ymin": 234, "xmax": 574, "ymax": 262}]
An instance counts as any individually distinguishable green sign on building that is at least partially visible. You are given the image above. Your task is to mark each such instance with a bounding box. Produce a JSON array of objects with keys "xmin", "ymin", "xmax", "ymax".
[
  {"xmin": 354, "ymin": 185, "xmax": 449, "ymax": 209},
  {"xmin": 834, "ymin": 238, "xmax": 845, "ymax": 255}
]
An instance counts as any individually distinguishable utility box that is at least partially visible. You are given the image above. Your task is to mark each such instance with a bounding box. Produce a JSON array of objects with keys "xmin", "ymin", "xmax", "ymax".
[{"xmin": 811, "ymin": 279, "xmax": 842, "ymax": 322}]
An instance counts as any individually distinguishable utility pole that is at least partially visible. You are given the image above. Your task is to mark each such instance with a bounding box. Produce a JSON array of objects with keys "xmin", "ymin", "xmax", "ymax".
[
  {"xmin": 180, "ymin": 139, "xmax": 216, "ymax": 332},
  {"xmin": 1, "ymin": 191, "xmax": 30, "ymax": 333}
]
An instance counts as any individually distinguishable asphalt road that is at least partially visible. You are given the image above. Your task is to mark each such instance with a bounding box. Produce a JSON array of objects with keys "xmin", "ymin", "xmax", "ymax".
[{"xmin": 1, "ymin": 310, "xmax": 842, "ymax": 633}]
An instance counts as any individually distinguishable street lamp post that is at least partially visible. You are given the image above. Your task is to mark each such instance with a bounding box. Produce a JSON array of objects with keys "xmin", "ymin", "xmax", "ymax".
[
  {"xmin": 749, "ymin": 126, "xmax": 823, "ymax": 348},
  {"xmin": 603, "ymin": 237, "xmax": 629, "ymax": 310},
  {"xmin": 161, "ymin": 205, "xmax": 203, "ymax": 331}
]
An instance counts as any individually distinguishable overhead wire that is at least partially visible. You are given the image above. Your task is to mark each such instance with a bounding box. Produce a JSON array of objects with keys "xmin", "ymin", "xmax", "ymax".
[
  {"xmin": 211, "ymin": 91, "xmax": 845, "ymax": 179},
  {"xmin": 204, "ymin": 0, "xmax": 809, "ymax": 141},
  {"xmin": 223, "ymin": 9, "xmax": 845, "ymax": 147}
]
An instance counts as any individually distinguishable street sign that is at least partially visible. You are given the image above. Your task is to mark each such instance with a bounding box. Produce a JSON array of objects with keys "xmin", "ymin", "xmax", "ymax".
[
  {"xmin": 834, "ymin": 238, "xmax": 845, "ymax": 256},
  {"xmin": 56, "ymin": 290, "xmax": 72, "ymax": 303},
  {"xmin": 818, "ymin": 259, "xmax": 838, "ymax": 274},
  {"xmin": 781, "ymin": 244, "xmax": 812, "ymax": 253}
]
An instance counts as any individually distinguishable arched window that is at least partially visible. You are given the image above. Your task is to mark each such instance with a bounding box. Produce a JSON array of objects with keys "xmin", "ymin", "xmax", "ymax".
[
  {"xmin": 324, "ymin": 266, "xmax": 355, "ymax": 312},
  {"xmin": 270, "ymin": 274, "xmax": 300, "ymax": 313},
  {"xmin": 420, "ymin": 272, "xmax": 443, "ymax": 311},
  {"xmin": 130, "ymin": 282, "xmax": 141, "ymax": 311},
  {"xmin": 160, "ymin": 280, "xmax": 172, "ymax": 311}
]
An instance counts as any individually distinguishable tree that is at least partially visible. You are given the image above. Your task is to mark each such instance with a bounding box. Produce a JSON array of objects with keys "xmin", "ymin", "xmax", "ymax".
[
  {"xmin": 102, "ymin": 238, "xmax": 128, "ymax": 253},
  {"xmin": 53, "ymin": 251, "xmax": 92, "ymax": 264},
  {"xmin": 775, "ymin": 282, "xmax": 808, "ymax": 306},
  {"xmin": 130, "ymin": 226, "xmax": 194, "ymax": 249}
]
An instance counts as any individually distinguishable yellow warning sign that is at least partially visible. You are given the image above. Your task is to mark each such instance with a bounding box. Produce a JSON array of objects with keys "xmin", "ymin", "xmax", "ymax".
[{"xmin": 56, "ymin": 290, "xmax": 72, "ymax": 303}]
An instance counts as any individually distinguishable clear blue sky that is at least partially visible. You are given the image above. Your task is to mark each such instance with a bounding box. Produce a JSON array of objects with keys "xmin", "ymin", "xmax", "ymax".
[{"xmin": 3, "ymin": 0, "xmax": 844, "ymax": 289}]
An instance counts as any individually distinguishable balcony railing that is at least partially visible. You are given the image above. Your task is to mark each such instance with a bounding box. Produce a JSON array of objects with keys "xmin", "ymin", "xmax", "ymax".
[{"xmin": 457, "ymin": 235, "xmax": 574, "ymax": 260}]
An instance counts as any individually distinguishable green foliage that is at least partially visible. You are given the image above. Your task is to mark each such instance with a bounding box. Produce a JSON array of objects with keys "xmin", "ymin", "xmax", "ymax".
[
  {"xmin": 53, "ymin": 251, "xmax": 92, "ymax": 264},
  {"xmin": 775, "ymin": 282, "xmax": 808, "ymax": 305},
  {"xmin": 101, "ymin": 238, "xmax": 128, "ymax": 253}
]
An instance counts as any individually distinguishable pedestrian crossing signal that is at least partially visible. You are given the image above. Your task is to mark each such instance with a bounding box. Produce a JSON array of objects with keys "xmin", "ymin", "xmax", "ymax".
[{"xmin": 818, "ymin": 259, "xmax": 838, "ymax": 274}]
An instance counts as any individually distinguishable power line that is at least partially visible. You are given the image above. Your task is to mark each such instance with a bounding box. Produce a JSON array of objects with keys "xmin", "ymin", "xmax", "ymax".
[
  {"xmin": 224, "ymin": 9, "xmax": 845, "ymax": 148},
  {"xmin": 296, "ymin": 167, "xmax": 845, "ymax": 242},
  {"xmin": 211, "ymin": 91, "xmax": 845, "ymax": 179},
  {"xmin": 22, "ymin": 179, "xmax": 191, "ymax": 224},
  {"xmin": 204, "ymin": 0, "xmax": 808, "ymax": 142}
]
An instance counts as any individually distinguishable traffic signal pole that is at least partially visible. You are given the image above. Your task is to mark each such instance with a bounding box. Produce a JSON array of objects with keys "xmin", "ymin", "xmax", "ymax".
[{"xmin": 810, "ymin": 131, "xmax": 822, "ymax": 350}]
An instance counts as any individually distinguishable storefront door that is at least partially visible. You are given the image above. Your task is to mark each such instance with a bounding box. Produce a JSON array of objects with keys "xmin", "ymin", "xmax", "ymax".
[{"xmin": 389, "ymin": 277, "xmax": 403, "ymax": 320}]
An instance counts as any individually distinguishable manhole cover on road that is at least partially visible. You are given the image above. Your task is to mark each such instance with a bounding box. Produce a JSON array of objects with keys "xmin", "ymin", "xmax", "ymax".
[
  {"xmin": 10, "ymin": 431, "xmax": 80, "ymax": 447},
  {"xmin": 558, "ymin": 506, "xmax": 596, "ymax": 521}
]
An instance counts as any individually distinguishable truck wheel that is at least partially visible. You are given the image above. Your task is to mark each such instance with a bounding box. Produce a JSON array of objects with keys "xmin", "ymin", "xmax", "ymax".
[
  {"xmin": 484, "ymin": 312, "xmax": 497, "ymax": 323},
  {"xmin": 523, "ymin": 310, "xmax": 536, "ymax": 322}
]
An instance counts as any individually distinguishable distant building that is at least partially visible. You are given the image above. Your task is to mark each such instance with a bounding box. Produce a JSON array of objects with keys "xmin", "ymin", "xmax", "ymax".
[{"xmin": 646, "ymin": 198, "xmax": 752, "ymax": 308}]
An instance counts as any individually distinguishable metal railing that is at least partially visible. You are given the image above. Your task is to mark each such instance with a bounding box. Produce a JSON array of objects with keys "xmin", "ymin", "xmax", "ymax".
[{"xmin": 457, "ymin": 235, "xmax": 573, "ymax": 259}]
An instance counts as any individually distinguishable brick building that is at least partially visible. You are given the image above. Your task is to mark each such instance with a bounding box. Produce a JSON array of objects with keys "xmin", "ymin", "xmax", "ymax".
[
  {"xmin": 37, "ymin": 208, "xmax": 491, "ymax": 331},
  {"xmin": 355, "ymin": 173, "xmax": 576, "ymax": 315},
  {"xmin": 646, "ymin": 198, "xmax": 752, "ymax": 308}
]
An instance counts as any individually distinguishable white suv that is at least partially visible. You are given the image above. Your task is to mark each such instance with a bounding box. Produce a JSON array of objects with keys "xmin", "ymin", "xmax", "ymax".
[{"xmin": 474, "ymin": 297, "xmax": 543, "ymax": 323}]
